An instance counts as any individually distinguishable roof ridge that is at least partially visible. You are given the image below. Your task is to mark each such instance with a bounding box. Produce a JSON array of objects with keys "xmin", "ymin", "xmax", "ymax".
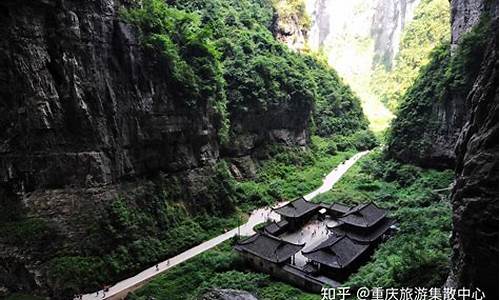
[
  {"xmin": 262, "ymin": 232, "xmax": 305, "ymax": 246},
  {"xmin": 303, "ymin": 233, "xmax": 345, "ymax": 254},
  {"xmin": 237, "ymin": 233, "xmax": 259, "ymax": 245}
]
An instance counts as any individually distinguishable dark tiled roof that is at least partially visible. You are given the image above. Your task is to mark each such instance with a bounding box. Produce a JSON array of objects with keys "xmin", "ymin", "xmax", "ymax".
[
  {"xmin": 318, "ymin": 202, "xmax": 352, "ymax": 214},
  {"xmin": 235, "ymin": 232, "xmax": 304, "ymax": 263},
  {"xmin": 302, "ymin": 234, "xmax": 369, "ymax": 269},
  {"xmin": 338, "ymin": 202, "xmax": 387, "ymax": 228},
  {"xmin": 264, "ymin": 220, "xmax": 289, "ymax": 235},
  {"xmin": 333, "ymin": 217, "xmax": 394, "ymax": 243},
  {"xmin": 329, "ymin": 203, "xmax": 351, "ymax": 214},
  {"xmin": 273, "ymin": 197, "xmax": 319, "ymax": 218}
]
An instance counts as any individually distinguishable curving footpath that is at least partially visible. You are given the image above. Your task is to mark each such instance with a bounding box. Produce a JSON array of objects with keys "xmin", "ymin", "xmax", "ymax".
[{"xmin": 80, "ymin": 150, "xmax": 370, "ymax": 300}]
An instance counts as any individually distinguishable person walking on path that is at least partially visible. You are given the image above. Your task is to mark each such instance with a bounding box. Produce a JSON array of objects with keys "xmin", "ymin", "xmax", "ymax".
[{"xmin": 155, "ymin": 264, "xmax": 159, "ymax": 271}]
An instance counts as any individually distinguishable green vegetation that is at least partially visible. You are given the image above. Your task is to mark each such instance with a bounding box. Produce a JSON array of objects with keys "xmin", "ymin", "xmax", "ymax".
[
  {"xmin": 121, "ymin": 0, "xmax": 229, "ymax": 141},
  {"xmin": 315, "ymin": 150, "xmax": 454, "ymax": 288},
  {"xmin": 235, "ymin": 134, "xmax": 376, "ymax": 211},
  {"xmin": 271, "ymin": 0, "xmax": 311, "ymax": 29},
  {"xmin": 42, "ymin": 162, "xmax": 242, "ymax": 296},
  {"xmin": 0, "ymin": 218, "xmax": 54, "ymax": 247},
  {"xmin": 370, "ymin": 0, "xmax": 450, "ymax": 112},
  {"xmin": 445, "ymin": 17, "xmax": 494, "ymax": 93},
  {"xmin": 122, "ymin": 0, "xmax": 369, "ymax": 142},
  {"xmin": 308, "ymin": 57, "xmax": 369, "ymax": 137},
  {"xmin": 0, "ymin": 294, "xmax": 46, "ymax": 300},
  {"xmin": 131, "ymin": 150, "xmax": 453, "ymax": 299},
  {"xmin": 128, "ymin": 242, "xmax": 319, "ymax": 300},
  {"xmin": 387, "ymin": 43, "xmax": 450, "ymax": 162},
  {"xmin": 388, "ymin": 17, "xmax": 494, "ymax": 163}
]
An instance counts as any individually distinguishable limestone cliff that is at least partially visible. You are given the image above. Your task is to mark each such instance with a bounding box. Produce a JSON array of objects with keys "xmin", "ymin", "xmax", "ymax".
[
  {"xmin": 371, "ymin": 0, "xmax": 421, "ymax": 69},
  {"xmin": 447, "ymin": 21, "xmax": 498, "ymax": 297},
  {"xmin": 446, "ymin": 1, "xmax": 499, "ymax": 297},
  {"xmin": 306, "ymin": 0, "xmax": 420, "ymax": 69},
  {"xmin": 387, "ymin": 0, "xmax": 499, "ymax": 296},
  {"xmin": 0, "ymin": 0, "xmax": 317, "ymax": 296},
  {"xmin": 388, "ymin": 0, "xmax": 498, "ymax": 169}
]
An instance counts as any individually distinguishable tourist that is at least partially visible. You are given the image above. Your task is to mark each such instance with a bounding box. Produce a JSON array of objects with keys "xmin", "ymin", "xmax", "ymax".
[{"xmin": 156, "ymin": 264, "xmax": 159, "ymax": 271}]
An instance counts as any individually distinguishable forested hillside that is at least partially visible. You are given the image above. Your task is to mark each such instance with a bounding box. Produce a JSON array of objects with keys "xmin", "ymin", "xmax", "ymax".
[
  {"xmin": 387, "ymin": 0, "xmax": 498, "ymax": 297},
  {"xmin": 370, "ymin": 0, "xmax": 450, "ymax": 112},
  {"xmin": 388, "ymin": 15, "xmax": 495, "ymax": 168},
  {"xmin": 0, "ymin": 0, "xmax": 372, "ymax": 298},
  {"xmin": 0, "ymin": 0, "xmax": 497, "ymax": 299},
  {"xmin": 123, "ymin": 0, "xmax": 369, "ymax": 146}
]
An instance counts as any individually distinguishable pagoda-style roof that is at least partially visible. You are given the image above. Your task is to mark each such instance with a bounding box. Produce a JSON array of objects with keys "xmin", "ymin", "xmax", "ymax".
[
  {"xmin": 332, "ymin": 217, "xmax": 394, "ymax": 243},
  {"xmin": 302, "ymin": 234, "xmax": 369, "ymax": 269},
  {"xmin": 318, "ymin": 202, "xmax": 352, "ymax": 215},
  {"xmin": 273, "ymin": 197, "xmax": 319, "ymax": 219},
  {"xmin": 264, "ymin": 220, "xmax": 289, "ymax": 235},
  {"xmin": 337, "ymin": 202, "xmax": 387, "ymax": 228},
  {"xmin": 329, "ymin": 203, "xmax": 351, "ymax": 214},
  {"xmin": 234, "ymin": 232, "xmax": 304, "ymax": 264}
]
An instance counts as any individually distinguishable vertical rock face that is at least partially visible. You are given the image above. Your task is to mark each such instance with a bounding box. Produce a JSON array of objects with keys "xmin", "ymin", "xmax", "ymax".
[
  {"xmin": 306, "ymin": 0, "xmax": 329, "ymax": 49},
  {"xmin": 0, "ymin": 0, "xmax": 313, "ymax": 209},
  {"xmin": 389, "ymin": 0, "xmax": 498, "ymax": 169},
  {"xmin": 450, "ymin": 0, "xmax": 490, "ymax": 49},
  {"xmin": 371, "ymin": 0, "xmax": 421, "ymax": 69},
  {"xmin": 433, "ymin": 0, "xmax": 500, "ymax": 168},
  {"xmin": 0, "ymin": 0, "xmax": 317, "ymax": 295},
  {"xmin": 272, "ymin": 1, "xmax": 309, "ymax": 51},
  {"xmin": 306, "ymin": 0, "xmax": 420, "ymax": 69},
  {"xmin": 447, "ymin": 1, "xmax": 499, "ymax": 297},
  {"xmin": 0, "ymin": 0, "xmax": 220, "ymax": 197}
]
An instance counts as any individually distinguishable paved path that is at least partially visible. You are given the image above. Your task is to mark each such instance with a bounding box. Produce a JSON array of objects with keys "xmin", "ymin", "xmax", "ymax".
[
  {"xmin": 304, "ymin": 150, "xmax": 370, "ymax": 200},
  {"xmin": 79, "ymin": 150, "xmax": 369, "ymax": 300}
]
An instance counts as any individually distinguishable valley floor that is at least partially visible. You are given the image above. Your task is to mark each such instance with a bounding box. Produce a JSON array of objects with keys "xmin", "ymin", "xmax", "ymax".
[
  {"xmin": 126, "ymin": 150, "xmax": 453, "ymax": 300},
  {"xmin": 80, "ymin": 150, "xmax": 370, "ymax": 299}
]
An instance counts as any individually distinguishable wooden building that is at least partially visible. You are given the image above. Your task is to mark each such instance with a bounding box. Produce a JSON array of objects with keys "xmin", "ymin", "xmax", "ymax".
[
  {"xmin": 302, "ymin": 234, "xmax": 370, "ymax": 280},
  {"xmin": 234, "ymin": 232, "xmax": 331, "ymax": 292},
  {"xmin": 273, "ymin": 197, "xmax": 319, "ymax": 229},
  {"xmin": 235, "ymin": 232, "xmax": 304, "ymax": 268},
  {"xmin": 334, "ymin": 202, "xmax": 393, "ymax": 244},
  {"xmin": 319, "ymin": 202, "xmax": 352, "ymax": 218},
  {"xmin": 235, "ymin": 201, "xmax": 395, "ymax": 292},
  {"xmin": 263, "ymin": 220, "xmax": 289, "ymax": 236}
]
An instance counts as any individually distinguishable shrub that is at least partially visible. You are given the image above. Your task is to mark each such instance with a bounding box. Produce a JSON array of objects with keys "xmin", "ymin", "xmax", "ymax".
[
  {"xmin": 121, "ymin": 0, "xmax": 229, "ymax": 142},
  {"xmin": 0, "ymin": 218, "xmax": 55, "ymax": 247},
  {"xmin": 46, "ymin": 256, "xmax": 106, "ymax": 295}
]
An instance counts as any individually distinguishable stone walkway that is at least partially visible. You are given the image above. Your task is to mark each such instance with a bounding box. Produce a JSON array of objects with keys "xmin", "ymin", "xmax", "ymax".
[{"xmin": 79, "ymin": 150, "xmax": 369, "ymax": 300}]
